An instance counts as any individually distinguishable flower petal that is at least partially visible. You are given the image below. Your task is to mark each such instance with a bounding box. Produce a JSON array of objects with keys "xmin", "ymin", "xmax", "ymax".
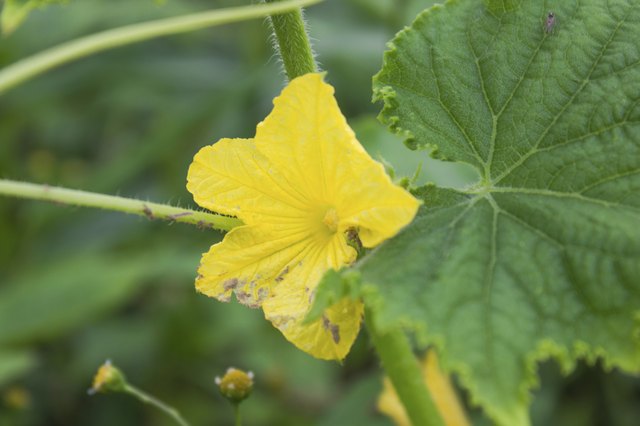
[
  {"xmin": 187, "ymin": 138, "xmax": 309, "ymax": 223},
  {"xmin": 254, "ymin": 73, "xmax": 360, "ymax": 204},
  {"xmin": 266, "ymin": 296, "xmax": 364, "ymax": 361},
  {"xmin": 196, "ymin": 224, "xmax": 311, "ymax": 307},
  {"xmin": 262, "ymin": 236, "xmax": 361, "ymax": 360},
  {"xmin": 254, "ymin": 73, "xmax": 420, "ymax": 247},
  {"xmin": 336, "ymin": 179, "xmax": 421, "ymax": 247}
]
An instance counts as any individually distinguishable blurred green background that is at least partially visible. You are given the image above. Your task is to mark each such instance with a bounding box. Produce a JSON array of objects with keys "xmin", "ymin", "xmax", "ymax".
[{"xmin": 0, "ymin": 1, "xmax": 638, "ymax": 425}]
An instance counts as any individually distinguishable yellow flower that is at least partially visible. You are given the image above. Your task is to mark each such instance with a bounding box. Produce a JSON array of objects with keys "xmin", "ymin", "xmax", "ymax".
[{"xmin": 187, "ymin": 73, "xmax": 420, "ymax": 360}]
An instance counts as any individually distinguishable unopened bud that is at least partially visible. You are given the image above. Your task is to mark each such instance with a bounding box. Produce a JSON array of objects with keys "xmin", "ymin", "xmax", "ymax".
[
  {"xmin": 88, "ymin": 360, "xmax": 126, "ymax": 395},
  {"xmin": 3, "ymin": 386, "xmax": 31, "ymax": 410},
  {"xmin": 215, "ymin": 367, "xmax": 254, "ymax": 404}
]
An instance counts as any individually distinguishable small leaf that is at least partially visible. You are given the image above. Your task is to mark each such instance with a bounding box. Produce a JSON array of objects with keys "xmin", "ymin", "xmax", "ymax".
[
  {"xmin": 363, "ymin": 1, "xmax": 640, "ymax": 425},
  {"xmin": 305, "ymin": 269, "xmax": 363, "ymax": 324}
]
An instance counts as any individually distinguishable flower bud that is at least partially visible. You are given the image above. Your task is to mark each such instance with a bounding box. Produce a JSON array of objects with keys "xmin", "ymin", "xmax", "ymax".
[
  {"xmin": 215, "ymin": 367, "xmax": 254, "ymax": 404},
  {"xmin": 88, "ymin": 360, "xmax": 126, "ymax": 395},
  {"xmin": 3, "ymin": 386, "xmax": 31, "ymax": 410}
]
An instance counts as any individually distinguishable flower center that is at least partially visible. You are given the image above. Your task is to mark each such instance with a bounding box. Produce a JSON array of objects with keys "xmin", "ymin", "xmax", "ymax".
[{"xmin": 322, "ymin": 208, "xmax": 339, "ymax": 233}]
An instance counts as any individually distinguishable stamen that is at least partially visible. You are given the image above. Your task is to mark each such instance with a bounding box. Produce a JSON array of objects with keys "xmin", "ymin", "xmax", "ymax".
[{"xmin": 322, "ymin": 208, "xmax": 339, "ymax": 233}]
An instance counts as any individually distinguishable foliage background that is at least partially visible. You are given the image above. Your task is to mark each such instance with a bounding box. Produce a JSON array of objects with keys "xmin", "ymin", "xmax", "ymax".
[{"xmin": 0, "ymin": 0, "xmax": 638, "ymax": 425}]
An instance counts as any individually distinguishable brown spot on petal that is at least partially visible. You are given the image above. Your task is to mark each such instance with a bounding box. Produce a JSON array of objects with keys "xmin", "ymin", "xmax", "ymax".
[
  {"xmin": 217, "ymin": 293, "xmax": 231, "ymax": 303},
  {"xmin": 269, "ymin": 314, "xmax": 295, "ymax": 327},
  {"xmin": 275, "ymin": 266, "xmax": 290, "ymax": 283},
  {"xmin": 223, "ymin": 278, "xmax": 240, "ymax": 291},
  {"xmin": 257, "ymin": 287, "xmax": 269, "ymax": 302},
  {"xmin": 234, "ymin": 285, "xmax": 263, "ymax": 309},
  {"xmin": 322, "ymin": 316, "xmax": 341, "ymax": 344},
  {"xmin": 235, "ymin": 291, "xmax": 254, "ymax": 307}
]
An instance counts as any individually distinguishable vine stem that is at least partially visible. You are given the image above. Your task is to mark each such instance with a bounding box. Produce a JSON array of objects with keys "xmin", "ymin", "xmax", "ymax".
[
  {"xmin": 0, "ymin": 179, "xmax": 242, "ymax": 231},
  {"xmin": 265, "ymin": 0, "xmax": 317, "ymax": 79},
  {"xmin": 365, "ymin": 308, "xmax": 445, "ymax": 426},
  {"xmin": 0, "ymin": 0, "xmax": 322, "ymax": 95},
  {"xmin": 123, "ymin": 384, "xmax": 191, "ymax": 426}
]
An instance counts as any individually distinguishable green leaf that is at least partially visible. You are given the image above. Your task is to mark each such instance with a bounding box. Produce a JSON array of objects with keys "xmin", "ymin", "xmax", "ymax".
[
  {"xmin": 1, "ymin": 0, "xmax": 68, "ymax": 35},
  {"xmin": 363, "ymin": 1, "xmax": 640, "ymax": 424}
]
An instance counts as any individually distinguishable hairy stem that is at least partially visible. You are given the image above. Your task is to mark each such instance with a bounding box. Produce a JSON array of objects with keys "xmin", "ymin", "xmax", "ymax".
[
  {"xmin": 124, "ymin": 384, "xmax": 191, "ymax": 426},
  {"xmin": 265, "ymin": 0, "xmax": 317, "ymax": 79},
  {"xmin": 0, "ymin": 180, "xmax": 242, "ymax": 231},
  {"xmin": 0, "ymin": 0, "xmax": 322, "ymax": 95},
  {"xmin": 365, "ymin": 308, "xmax": 445, "ymax": 426}
]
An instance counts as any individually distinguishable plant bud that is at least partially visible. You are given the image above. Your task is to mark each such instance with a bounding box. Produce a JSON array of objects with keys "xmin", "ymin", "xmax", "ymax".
[
  {"xmin": 215, "ymin": 367, "xmax": 254, "ymax": 404},
  {"xmin": 88, "ymin": 360, "xmax": 126, "ymax": 395}
]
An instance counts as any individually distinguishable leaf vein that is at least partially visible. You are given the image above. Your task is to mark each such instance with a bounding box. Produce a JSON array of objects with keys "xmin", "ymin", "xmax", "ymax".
[
  {"xmin": 493, "ymin": 4, "xmax": 635, "ymax": 183},
  {"xmin": 490, "ymin": 187, "xmax": 640, "ymax": 213},
  {"xmin": 425, "ymin": 39, "xmax": 486, "ymax": 167},
  {"xmin": 578, "ymin": 168, "xmax": 640, "ymax": 194}
]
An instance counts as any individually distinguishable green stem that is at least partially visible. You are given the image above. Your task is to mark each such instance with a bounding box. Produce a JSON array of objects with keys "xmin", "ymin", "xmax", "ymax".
[
  {"xmin": 365, "ymin": 308, "xmax": 445, "ymax": 426},
  {"xmin": 265, "ymin": 0, "xmax": 317, "ymax": 79},
  {"xmin": 234, "ymin": 403, "xmax": 242, "ymax": 426},
  {"xmin": 124, "ymin": 384, "xmax": 191, "ymax": 426},
  {"xmin": 0, "ymin": 179, "xmax": 242, "ymax": 231},
  {"xmin": 0, "ymin": 0, "xmax": 322, "ymax": 95}
]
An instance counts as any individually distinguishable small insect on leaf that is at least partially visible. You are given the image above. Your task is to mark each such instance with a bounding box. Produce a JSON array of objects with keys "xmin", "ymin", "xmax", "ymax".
[{"xmin": 545, "ymin": 11, "xmax": 556, "ymax": 34}]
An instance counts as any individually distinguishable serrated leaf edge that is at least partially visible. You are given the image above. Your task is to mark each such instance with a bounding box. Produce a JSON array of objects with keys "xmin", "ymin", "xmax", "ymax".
[
  {"xmin": 372, "ymin": 2, "xmax": 454, "ymax": 161},
  {"xmin": 360, "ymin": 274, "xmax": 640, "ymax": 426}
]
